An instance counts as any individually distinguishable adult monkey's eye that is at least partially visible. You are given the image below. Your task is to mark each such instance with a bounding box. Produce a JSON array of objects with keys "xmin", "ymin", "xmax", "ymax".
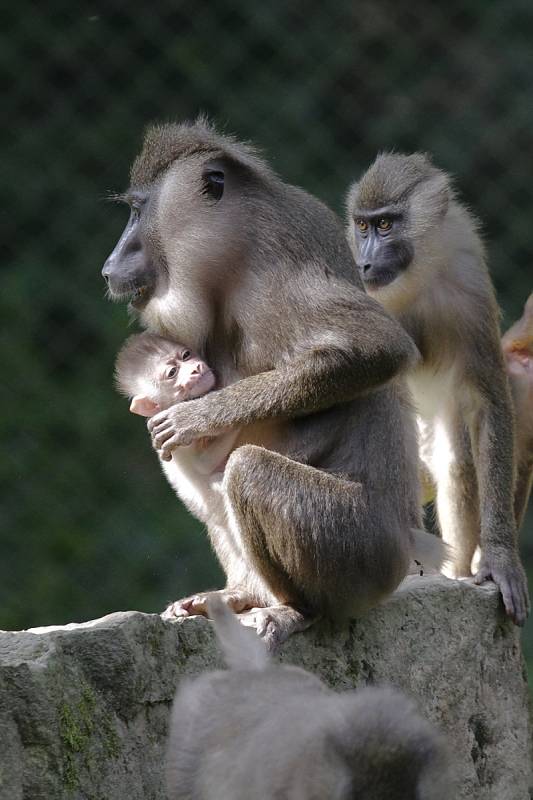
[
  {"xmin": 202, "ymin": 170, "xmax": 224, "ymax": 201},
  {"xmin": 377, "ymin": 217, "xmax": 392, "ymax": 232},
  {"xmin": 356, "ymin": 219, "xmax": 369, "ymax": 234},
  {"xmin": 181, "ymin": 350, "xmax": 191, "ymax": 361}
]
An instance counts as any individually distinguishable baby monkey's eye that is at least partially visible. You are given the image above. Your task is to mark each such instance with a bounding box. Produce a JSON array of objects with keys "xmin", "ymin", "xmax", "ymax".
[
  {"xmin": 377, "ymin": 217, "xmax": 392, "ymax": 232},
  {"xmin": 166, "ymin": 366, "xmax": 178, "ymax": 379},
  {"xmin": 181, "ymin": 350, "xmax": 191, "ymax": 361},
  {"xmin": 356, "ymin": 219, "xmax": 369, "ymax": 234}
]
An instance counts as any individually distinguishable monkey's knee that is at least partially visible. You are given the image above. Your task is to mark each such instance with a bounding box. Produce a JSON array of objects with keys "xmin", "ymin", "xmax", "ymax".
[{"xmin": 224, "ymin": 444, "xmax": 283, "ymax": 498}]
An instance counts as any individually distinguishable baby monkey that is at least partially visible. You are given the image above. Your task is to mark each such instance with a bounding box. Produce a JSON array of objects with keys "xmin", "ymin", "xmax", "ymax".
[
  {"xmin": 166, "ymin": 598, "xmax": 450, "ymax": 800},
  {"xmin": 116, "ymin": 333, "xmax": 240, "ymax": 525}
]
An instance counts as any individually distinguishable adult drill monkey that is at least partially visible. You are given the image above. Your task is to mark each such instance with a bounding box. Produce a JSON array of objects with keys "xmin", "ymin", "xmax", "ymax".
[
  {"xmin": 102, "ymin": 119, "xmax": 443, "ymax": 646},
  {"xmin": 346, "ymin": 153, "xmax": 529, "ymax": 626}
]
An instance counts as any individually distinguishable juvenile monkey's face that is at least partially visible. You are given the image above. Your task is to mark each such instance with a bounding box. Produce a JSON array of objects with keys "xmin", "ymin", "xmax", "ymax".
[
  {"xmin": 346, "ymin": 154, "xmax": 450, "ymax": 312},
  {"xmin": 348, "ymin": 210, "xmax": 414, "ymax": 293}
]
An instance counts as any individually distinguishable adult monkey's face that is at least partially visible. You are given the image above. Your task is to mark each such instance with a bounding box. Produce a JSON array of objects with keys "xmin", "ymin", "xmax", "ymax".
[
  {"xmin": 102, "ymin": 187, "xmax": 159, "ymax": 309},
  {"xmin": 102, "ymin": 121, "xmax": 261, "ymax": 346},
  {"xmin": 102, "ymin": 161, "xmax": 229, "ymax": 310}
]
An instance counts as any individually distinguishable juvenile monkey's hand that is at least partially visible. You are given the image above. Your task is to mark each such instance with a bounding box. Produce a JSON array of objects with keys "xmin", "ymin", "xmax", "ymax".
[
  {"xmin": 474, "ymin": 547, "xmax": 530, "ymax": 626},
  {"xmin": 148, "ymin": 399, "xmax": 219, "ymax": 460}
]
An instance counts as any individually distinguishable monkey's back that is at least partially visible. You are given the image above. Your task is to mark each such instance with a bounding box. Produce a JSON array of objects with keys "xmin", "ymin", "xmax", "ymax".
[{"xmin": 166, "ymin": 669, "xmax": 447, "ymax": 800}]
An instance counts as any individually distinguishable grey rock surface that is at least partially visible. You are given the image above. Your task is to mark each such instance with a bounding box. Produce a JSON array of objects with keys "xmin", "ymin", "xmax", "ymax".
[{"xmin": 0, "ymin": 575, "xmax": 529, "ymax": 800}]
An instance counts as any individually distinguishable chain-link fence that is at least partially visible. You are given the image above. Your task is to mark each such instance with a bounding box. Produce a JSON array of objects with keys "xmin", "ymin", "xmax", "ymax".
[{"xmin": 2, "ymin": 0, "xmax": 532, "ymax": 660}]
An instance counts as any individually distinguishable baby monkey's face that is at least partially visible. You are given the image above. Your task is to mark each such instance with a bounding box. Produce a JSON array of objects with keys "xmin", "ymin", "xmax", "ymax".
[
  {"xmin": 158, "ymin": 346, "xmax": 216, "ymax": 403},
  {"xmin": 130, "ymin": 345, "xmax": 215, "ymax": 417}
]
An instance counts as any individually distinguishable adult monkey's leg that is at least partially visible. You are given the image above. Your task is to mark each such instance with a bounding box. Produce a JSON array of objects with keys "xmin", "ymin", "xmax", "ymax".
[{"xmin": 223, "ymin": 445, "xmax": 410, "ymax": 649}]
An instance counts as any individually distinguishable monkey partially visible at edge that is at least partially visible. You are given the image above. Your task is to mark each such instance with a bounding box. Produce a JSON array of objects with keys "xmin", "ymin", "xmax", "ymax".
[
  {"xmin": 502, "ymin": 293, "xmax": 533, "ymax": 529},
  {"xmin": 347, "ymin": 155, "xmax": 530, "ymax": 625},
  {"xmin": 166, "ymin": 597, "xmax": 450, "ymax": 800},
  {"xmin": 103, "ymin": 119, "xmax": 445, "ymax": 648}
]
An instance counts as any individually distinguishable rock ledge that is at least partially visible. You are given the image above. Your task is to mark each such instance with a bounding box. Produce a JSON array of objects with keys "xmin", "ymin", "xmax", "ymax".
[{"xmin": 0, "ymin": 576, "xmax": 529, "ymax": 800}]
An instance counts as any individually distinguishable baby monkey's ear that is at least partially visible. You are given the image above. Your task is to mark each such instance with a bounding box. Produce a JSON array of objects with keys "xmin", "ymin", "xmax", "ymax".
[{"xmin": 130, "ymin": 396, "xmax": 160, "ymax": 416}]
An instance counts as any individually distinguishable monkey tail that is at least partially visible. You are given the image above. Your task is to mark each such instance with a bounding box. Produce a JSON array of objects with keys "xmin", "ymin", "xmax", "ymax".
[
  {"xmin": 207, "ymin": 596, "xmax": 269, "ymax": 671},
  {"xmin": 410, "ymin": 529, "xmax": 452, "ymax": 572}
]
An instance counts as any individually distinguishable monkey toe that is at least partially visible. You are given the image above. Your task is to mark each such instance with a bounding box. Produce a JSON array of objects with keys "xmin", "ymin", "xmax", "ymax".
[
  {"xmin": 164, "ymin": 590, "xmax": 256, "ymax": 623},
  {"xmin": 161, "ymin": 595, "xmax": 209, "ymax": 620},
  {"xmin": 238, "ymin": 605, "xmax": 313, "ymax": 649},
  {"xmin": 161, "ymin": 601, "xmax": 193, "ymax": 620}
]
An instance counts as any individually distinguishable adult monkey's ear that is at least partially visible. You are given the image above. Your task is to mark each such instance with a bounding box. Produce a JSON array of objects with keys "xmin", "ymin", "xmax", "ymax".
[
  {"xmin": 201, "ymin": 148, "xmax": 264, "ymax": 204},
  {"xmin": 129, "ymin": 396, "xmax": 160, "ymax": 417}
]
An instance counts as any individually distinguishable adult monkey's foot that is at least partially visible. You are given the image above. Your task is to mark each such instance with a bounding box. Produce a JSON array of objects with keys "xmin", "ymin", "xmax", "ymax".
[
  {"xmin": 474, "ymin": 548, "xmax": 530, "ymax": 626},
  {"xmin": 238, "ymin": 604, "xmax": 315, "ymax": 651},
  {"xmin": 162, "ymin": 588, "xmax": 255, "ymax": 620}
]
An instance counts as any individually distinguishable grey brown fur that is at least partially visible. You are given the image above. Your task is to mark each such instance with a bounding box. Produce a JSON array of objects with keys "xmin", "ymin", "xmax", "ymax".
[
  {"xmin": 347, "ymin": 152, "xmax": 529, "ymax": 625},
  {"xmin": 165, "ymin": 599, "xmax": 450, "ymax": 800},
  {"xmin": 103, "ymin": 120, "xmax": 444, "ymax": 647},
  {"xmin": 502, "ymin": 293, "xmax": 533, "ymax": 528}
]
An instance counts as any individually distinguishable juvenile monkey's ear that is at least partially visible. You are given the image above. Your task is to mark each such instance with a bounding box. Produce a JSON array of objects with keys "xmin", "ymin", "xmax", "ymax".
[{"xmin": 130, "ymin": 396, "xmax": 160, "ymax": 416}]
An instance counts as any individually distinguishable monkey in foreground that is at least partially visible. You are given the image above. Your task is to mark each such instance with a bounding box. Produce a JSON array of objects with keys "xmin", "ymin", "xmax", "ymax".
[
  {"xmin": 346, "ymin": 153, "xmax": 529, "ymax": 625},
  {"xmin": 502, "ymin": 293, "xmax": 533, "ymax": 529},
  {"xmin": 103, "ymin": 119, "xmax": 444, "ymax": 647},
  {"xmin": 166, "ymin": 598, "xmax": 450, "ymax": 800}
]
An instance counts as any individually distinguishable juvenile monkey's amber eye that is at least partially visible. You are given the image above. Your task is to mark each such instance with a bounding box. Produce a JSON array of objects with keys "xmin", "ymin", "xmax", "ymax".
[
  {"xmin": 356, "ymin": 219, "xmax": 369, "ymax": 233},
  {"xmin": 377, "ymin": 217, "xmax": 392, "ymax": 232}
]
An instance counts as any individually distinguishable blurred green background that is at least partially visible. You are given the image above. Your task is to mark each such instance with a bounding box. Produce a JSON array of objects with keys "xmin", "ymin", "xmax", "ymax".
[{"xmin": 2, "ymin": 0, "xmax": 532, "ymax": 669}]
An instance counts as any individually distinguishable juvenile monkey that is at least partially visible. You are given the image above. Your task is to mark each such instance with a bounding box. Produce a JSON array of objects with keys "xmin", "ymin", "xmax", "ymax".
[
  {"xmin": 103, "ymin": 120, "xmax": 444, "ymax": 646},
  {"xmin": 502, "ymin": 293, "xmax": 533, "ymax": 529},
  {"xmin": 346, "ymin": 153, "xmax": 529, "ymax": 625},
  {"xmin": 166, "ymin": 598, "xmax": 450, "ymax": 800}
]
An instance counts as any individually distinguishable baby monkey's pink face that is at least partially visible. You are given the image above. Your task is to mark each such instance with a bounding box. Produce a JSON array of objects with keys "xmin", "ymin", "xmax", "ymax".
[
  {"xmin": 130, "ymin": 346, "xmax": 216, "ymax": 417},
  {"xmin": 158, "ymin": 346, "xmax": 216, "ymax": 401}
]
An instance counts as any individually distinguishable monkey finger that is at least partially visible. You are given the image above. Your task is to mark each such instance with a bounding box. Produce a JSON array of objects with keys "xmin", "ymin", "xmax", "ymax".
[
  {"xmin": 149, "ymin": 418, "xmax": 174, "ymax": 438},
  {"xmin": 498, "ymin": 580, "xmax": 516, "ymax": 623},
  {"xmin": 147, "ymin": 408, "xmax": 175, "ymax": 431},
  {"xmin": 152, "ymin": 425, "xmax": 180, "ymax": 449},
  {"xmin": 509, "ymin": 581, "xmax": 528, "ymax": 626},
  {"xmin": 161, "ymin": 432, "xmax": 194, "ymax": 457}
]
